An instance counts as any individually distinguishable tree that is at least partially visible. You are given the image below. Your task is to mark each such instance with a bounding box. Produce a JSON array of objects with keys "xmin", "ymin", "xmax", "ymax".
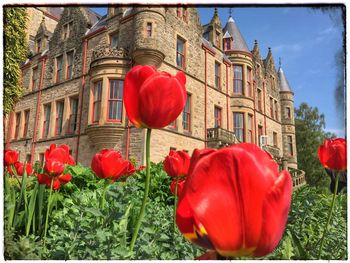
[
  {"xmin": 3, "ymin": 7, "xmax": 28, "ymax": 116},
  {"xmin": 295, "ymin": 103, "xmax": 336, "ymax": 187}
]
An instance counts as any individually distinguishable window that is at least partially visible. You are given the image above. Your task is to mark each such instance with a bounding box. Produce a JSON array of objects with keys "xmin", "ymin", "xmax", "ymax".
[
  {"xmin": 287, "ymin": 135, "xmax": 293, "ymax": 156},
  {"xmin": 108, "ymin": 80, "xmax": 124, "ymax": 121},
  {"xmin": 14, "ymin": 112, "xmax": 21, "ymax": 139},
  {"xmin": 55, "ymin": 101, "xmax": 64, "ymax": 136},
  {"xmin": 66, "ymin": 51, "xmax": 74, "ymax": 80},
  {"xmin": 203, "ymin": 32, "xmax": 209, "ymax": 41},
  {"xmin": 68, "ymin": 97, "xmax": 79, "ymax": 134},
  {"xmin": 39, "ymin": 153, "xmax": 44, "ymax": 165},
  {"xmin": 177, "ymin": 7, "xmax": 182, "ymax": 17},
  {"xmin": 92, "ymin": 81, "xmax": 102, "ymax": 123},
  {"xmin": 270, "ymin": 76, "xmax": 275, "ymax": 90},
  {"xmin": 176, "ymin": 37, "xmax": 185, "ymax": 69},
  {"xmin": 257, "ymin": 89, "xmax": 262, "ymax": 111},
  {"xmin": 23, "ymin": 110, "xmax": 30, "ymax": 138},
  {"xmin": 223, "ymin": 38, "xmax": 231, "ymax": 50},
  {"xmin": 233, "ymin": 65, "xmax": 243, "ymax": 94},
  {"xmin": 146, "ymin": 22, "xmax": 152, "ymax": 37},
  {"xmin": 214, "ymin": 62, "xmax": 221, "ymax": 90},
  {"xmin": 214, "ymin": 106, "xmax": 222, "ymax": 128},
  {"xmin": 168, "ymin": 119, "xmax": 177, "ymax": 129},
  {"xmin": 170, "ymin": 147, "xmax": 177, "ymax": 151},
  {"xmin": 273, "ymin": 132, "xmax": 278, "ymax": 147},
  {"xmin": 26, "ymin": 154, "xmax": 31, "ymax": 163},
  {"xmin": 56, "ymin": 55, "xmax": 63, "ymax": 83},
  {"xmin": 270, "ymin": 97, "xmax": 274, "ymax": 118},
  {"xmin": 42, "ymin": 104, "xmax": 51, "ymax": 138},
  {"xmin": 36, "ymin": 38, "xmax": 41, "ymax": 53},
  {"xmin": 183, "ymin": 8, "xmax": 188, "ymax": 22},
  {"xmin": 286, "ymin": 107, "xmax": 291, "ymax": 119},
  {"xmin": 68, "ymin": 21, "xmax": 73, "ymax": 38},
  {"xmin": 32, "ymin": 67, "xmax": 39, "ymax": 91},
  {"xmin": 63, "ymin": 24, "xmax": 68, "ymax": 40},
  {"xmin": 274, "ymin": 100, "xmax": 278, "ymax": 120},
  {"xmin": 258, "ymin": 125, "xmax": 263, "ymax": 146},
  {"xmin": 247, "ymin": 67, "xmax": 252, "ymax": 97},
  {"xmin": 110, "ymin": 33, "xmax": 119, "ymax": 48},
  {"xmin": 233, "ymin": 112, "xmax": 244, "ymax": 142},
  {"xmin": 215, "ymin": 31, "xmax": 220, "ymax": 47},
  {"xmin": 247, "ymin": 114, "xmax": 253, "ymax": 143},
  {"xmin": 182, "ymin": 93, "xmax": 191, "ymax": 131},
  {"xmin": 256, "ymin": 64, "xmax": 261, "ymax": 76}
]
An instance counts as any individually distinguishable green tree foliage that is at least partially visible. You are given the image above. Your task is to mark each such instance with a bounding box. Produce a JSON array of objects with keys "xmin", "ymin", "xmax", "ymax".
[
  {"xmin": 295, "ymin": 103, "xmax": 336, "ymax": 187},
  {"xmin": 4, "ymin": 7, "xmax": 28, "ymax": 116}
]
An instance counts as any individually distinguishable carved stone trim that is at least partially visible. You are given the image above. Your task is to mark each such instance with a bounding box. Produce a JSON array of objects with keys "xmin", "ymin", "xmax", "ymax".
[
  {"xmin": 91, "ymin": 45, "xmax": 129, "ymax": 62},
  {"xmin": 132, "ymin": 48, "xmax": 165, "ymax": 68},
  {"xmin": 86, "ymin": 124, "xmax": 125, "ymax": 150}
]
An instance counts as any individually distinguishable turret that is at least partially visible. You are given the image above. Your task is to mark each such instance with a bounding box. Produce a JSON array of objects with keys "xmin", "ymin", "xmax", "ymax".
[
  {"xmin": 278, "ymin": 61, "xmax": 298, "ymax": 169},
  {"xmin": 131, "ymin": 7, "xmax": 166, "ymax": 67},
  {"xmin": 203, "ymin": 8, "xmax": 223, "ymax": 49}
]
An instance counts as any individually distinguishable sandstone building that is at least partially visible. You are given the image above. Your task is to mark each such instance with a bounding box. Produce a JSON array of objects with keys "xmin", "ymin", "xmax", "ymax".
[{"xmin": 4, "ymin": 6, "xmax": 304, "ymax": 186}]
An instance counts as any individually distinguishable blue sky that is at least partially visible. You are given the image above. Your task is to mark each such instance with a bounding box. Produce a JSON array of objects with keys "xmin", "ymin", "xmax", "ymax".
[{"xmin": 91, "ymin": 6, "xmax": 345, "ymax": 137}]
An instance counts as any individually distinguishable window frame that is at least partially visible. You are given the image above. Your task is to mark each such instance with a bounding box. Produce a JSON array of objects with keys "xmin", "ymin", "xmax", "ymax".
[
  {"xmin": 67, "ymin": 97, "xmax": 79, "ymax": 134},
  {"xmin": 107, "ymin": 79, "xmax": 124, "ymax": 123},
  {"xmin": 287, "ymin": 135, "xmax": 293, "ymax": 156},
  {"xmin": 14, "ymin": 112, "xmax": 21, "ymax": 139},
  {"xmin": 56, "ymin": 55, "xmax": 64, "ymax": 83},
  {"xmin": 42, "ymin": 103, "xmax": 51, "ymax": 138},
  {"xmin": 274, "ymin": 100, "xmax": 278, "ymax": 120},
  {"xmin": 66, "ymin": 50, "xmax": 74, "ymax": 80},
  {"xmin": 233, "ymin": 112, "xmax": 244, "ymax": 142},
  {"xmin": 270, "ymin": 97, "xmax": 274, "ymax": 118},
  {"xmin": 92, "ymin": 81, "xmax": 102, "ymax": 123},
  {"xmin": 32, "ymin": 66, "xmax": 39, "ymax": 91},
  {"xmin": 214, "ymin": 61, "xmax": 221, "ymax": 90},
  {"xmin": 286, "ymin": 106, "xmax": 291, "ymax": 119},
  {"xmin": 247, "ymin": 114, "xmax": 253, "ymax": 143},
  {"xmin": 214, "ymin": 106, "xmax": 222, "ymax": 128},
  {"xmin": 182, "ymin": 93, "xmax": 191, "ymax": 132},
  {"xmin": 55, "ymin": 100, "xmax": 64, "ymax": 136},
  {"xmin": 247, "ymin": 67, "xmax": 252, "ymax": 97},
  {"xmin": 176, "ymin": 36, "xmax": 186, "ymax": 69},
  {"xmin": 273, "ymin": 132, "xmax": 278, "ymax": 147},
  {"xmin": 258, "ymin": 125, "xmax": 263, "ymax": 146},
  {"xmin": 146, "ymin": 22, "xmax": 152, "ymax": 37},
  {"xmin": 110, "ymin": 32, "xmax": 119, "ymax": 48},
  {"xmin": 23, "ymin": 110, "xmax": 30, "ymax": 138},
  {"xmin": 257, "ymin": 89, "xmax": 262, "ymax": 112},
  {"xmin": 233, "ymin": 65, "xmax": 243, "ymax": 95}
]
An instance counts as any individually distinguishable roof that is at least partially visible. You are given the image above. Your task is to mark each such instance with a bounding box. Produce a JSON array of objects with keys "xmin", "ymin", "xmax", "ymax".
[
  {"xmin": 82, "ymin": 8, "xmax": 102, "ymax": 26},
  {"xmin": 85, "ymin": 14, "xmax": 107, "ymax": 36},
  {"xmin": 202, "ymin": 38, "xmax": 215, "ymax": 53},
  {"xmin": 223, "ymin": 16, "xmax": 250, "ymax": 52},
  {"xmin": 278, "ymin": 67, "xmax": 293, "ymax": 92},
  {"xmin": 46, "ymin": 7, "xmax": 64, "ymax": 19}
]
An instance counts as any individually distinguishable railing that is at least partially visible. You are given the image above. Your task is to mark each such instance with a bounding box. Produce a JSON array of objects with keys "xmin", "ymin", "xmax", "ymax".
[
  {"xmin": 207, "ymin": 127, "xmax": 240, "ymax": 148},
  {"xmin": 288, "ymin": 167, "xmax": 306, "ymax": 188},
  {"xmin": 91, "ymin": 45, "xmax": 129, "ymax": 62}
]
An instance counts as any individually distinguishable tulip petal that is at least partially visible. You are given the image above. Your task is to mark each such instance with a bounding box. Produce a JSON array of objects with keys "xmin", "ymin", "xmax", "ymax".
[
  {"xmin": 124, "ymin": 65, "xmax": 157, "ymax": 128},
  {"xmin": 58, "ymin": 174, "xmax": 72, "ymax": 185},
  {"xmin": 139, "ymin": 73, "xmax": 187, "ymax": 128},
  {"xmin": 254, "ymin": 170, "xmax": 292, "ymax": 257},
  {"xmin": 100, "ymin": 151, "xmax": 129, "ymax": 180}
]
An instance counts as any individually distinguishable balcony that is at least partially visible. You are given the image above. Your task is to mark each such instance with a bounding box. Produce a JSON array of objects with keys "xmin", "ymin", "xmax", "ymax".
[
  {"xmin": 90, "ymin": 45, "xmax": 131, "ymax": 69},
  {"xmin": 85, "ymin": 124, "xmax": 125, "ymax": 150},
  {"xmin": 261, "ymin": 144, "xmax": 281, "ymax": 158},
  {"xmin": 207, "ymin": 127, "xmax": 240, "ymax": 148},
  {"xmin": 289, "ymin": 168, "xmax": 306, "ymax": 189}
]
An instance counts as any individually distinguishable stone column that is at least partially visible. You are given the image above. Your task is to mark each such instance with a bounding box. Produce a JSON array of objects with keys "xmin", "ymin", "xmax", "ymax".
[
  {"xmin": 99, "ymin": 77, "xmax": 108, "ymax": 125},
  {"xmin": 49, "ymin": 101, "xmax": 55, "ymax": 138},
  {"xmin": 62, "ymin": 97, "xmax": 70, "ymax": 136}
]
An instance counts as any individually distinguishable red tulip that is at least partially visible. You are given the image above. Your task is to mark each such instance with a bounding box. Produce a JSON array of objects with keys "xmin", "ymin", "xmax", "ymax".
[
  {"xmin": 13, "ymin": 162, "xmax": 33, "ymax": 176},
  {"xmin": 45, "ymin": 144, "xmax": 75, "ymax": 165},
  {"xmin": 38, "ymin": 173, "xmax": 72, "ymax": 190},
  {"xmin": 124, "ymin": 65, "xmax": 187, "ymax": 129},
  {"xmin": 318, "ymin": 138, "xmax": 347, "ymax": 172},
  {"xmin": 176, "ymin": 143, "xmax": 292, "ymax": 257},
  {"xmin": 170, "ymin": 179, "xmax": 186, "ymax": 197},
  {"xmin": 126, "ymin": 162, "xmax": 136, "ymax": 175},
  {"xmin": 164, "ymin": 150, "xmax": 191, "ymax": 177},
  {"xmin": 91, "ymin": 149, "xmax": 130, "ymax": 181},
  {"xmin": 4, "ymin": 150, "xmax": 19, "ymax": 166},
  {"xmin": 45, "ymin": 159, "xmax": 65, "ymax": 176}
]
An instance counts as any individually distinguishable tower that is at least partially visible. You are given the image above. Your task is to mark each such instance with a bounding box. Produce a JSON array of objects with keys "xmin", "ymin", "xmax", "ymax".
[{"xmin": 278, "ymin": 63, "xmax": 298, "ymax": 169}]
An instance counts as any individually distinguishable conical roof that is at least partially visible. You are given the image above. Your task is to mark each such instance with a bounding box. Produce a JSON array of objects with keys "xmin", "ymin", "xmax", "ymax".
[
  {"xmin": 223, "ymin": 16, "xmax": 250, "ymax": 52},
  {"xmin": 278, "ymin": 67, "xmax": 293, "ymax": 92}
]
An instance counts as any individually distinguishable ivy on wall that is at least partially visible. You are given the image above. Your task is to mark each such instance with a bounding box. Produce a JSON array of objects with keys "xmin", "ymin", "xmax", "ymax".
[{"xmin": 4, "ymin": 7, "xmax": 28, "ymax": 116}]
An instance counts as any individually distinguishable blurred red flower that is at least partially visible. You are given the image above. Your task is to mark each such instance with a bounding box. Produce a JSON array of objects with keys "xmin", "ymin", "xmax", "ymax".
[
  {"xmin": 170, "ymin": 179, "xmax": 186, "ymax": 197},
  {"xmin": 176, "ymin": 143, "xmax": 292, "ymax": 258},
  {"xmin": 38, "ymin": 173, "xmax": 72, "ymax": 190},
  {"xmin": 9, "ymin": 161, "xmax": 33, "ymax": 176},
  {"xmin": 4, "ymin": 150, "xmax": 19, "ymax": 166}
]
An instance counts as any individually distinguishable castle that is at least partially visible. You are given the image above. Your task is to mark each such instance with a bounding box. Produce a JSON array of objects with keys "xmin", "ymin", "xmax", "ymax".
[{"xmin": 4, "ymin": 6, "xmax": 304, "ymax": 186}]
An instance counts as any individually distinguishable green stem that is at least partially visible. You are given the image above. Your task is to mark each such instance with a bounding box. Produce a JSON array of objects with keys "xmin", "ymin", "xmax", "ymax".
[
  {"xmin": 43, "ymin": 177, "xmax": 54, "ymax": 240},
  {"xmin": 173, "ymin": 176, "xmax": 179, "ymax": 233},
  {"xmin": 129, "ymin": 128, "xmax": 152, "ymax": 253},
  {"xmin": 317, "ymin": 171, "xmax": 339, "ymax": 258},
  {"xmin": 101, "ymin": 180, "xmax": 109, "ymax": 210}
]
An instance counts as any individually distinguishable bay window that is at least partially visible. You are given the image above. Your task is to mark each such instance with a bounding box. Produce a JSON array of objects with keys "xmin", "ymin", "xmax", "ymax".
[
  {"xmin": 108, "ymin": 80, "xmax": 124, "ymax": 122},
  {"xmin": 233, "ymin": 112, "xmax": 244, "ymax": 142},
  {"xmin": 233, "ymin": 65, "xmax": 243, "ymax": 94}
]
